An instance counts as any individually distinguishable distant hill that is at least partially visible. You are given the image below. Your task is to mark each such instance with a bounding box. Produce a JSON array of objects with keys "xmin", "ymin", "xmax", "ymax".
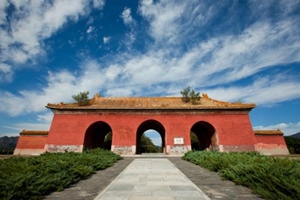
[
  {"xmin": 0, "ymin": 136, "xmax": 19, "ymax": 149},
  {"xmin": 288, "ymin": 132, "xmax": 300, "ymax": 139}
]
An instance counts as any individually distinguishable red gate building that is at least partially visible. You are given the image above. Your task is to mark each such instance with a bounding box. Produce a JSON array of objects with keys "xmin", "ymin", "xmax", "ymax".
[{"xmin": 14, "ymin": 93, "xmax": 289, "ymax": 155}]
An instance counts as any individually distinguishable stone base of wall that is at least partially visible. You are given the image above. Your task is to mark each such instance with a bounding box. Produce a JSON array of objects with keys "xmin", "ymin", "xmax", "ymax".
[
  {"xmin": 13, "ymin": 148, "xmax": 45, "ymax": 156},
  {"xmin": 167, "ymin": 145, "xmax": 191, "ymax": 155},
  {"xmin": 45, "ymin": 144, "xmax": 83, "ymax": 153},
  {"xmin": 255, "ymin": 143, "xmax": 289, "ymax": 155},
  {"xmin": 219, "ymin": 144, "xmax": 256, "ymax": 152},
  {"xmin": 111, "ymin": 145, "xmax": 192, "ymax": 155},
  {"xmin": 112, "ymin": 145, "xmax": 135, "ymax": 155}
]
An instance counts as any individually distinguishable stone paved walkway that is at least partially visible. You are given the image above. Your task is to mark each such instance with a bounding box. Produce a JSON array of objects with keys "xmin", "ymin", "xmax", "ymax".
[
  {"xmin": 45, "ymin": 157, "xmax": 263, "ymax": 200},
  {"xmin": 94, "ymin": 158, "xmax": 210, "ymax": 200},
  {"xmin": 45, "ymin": 158, "xmax": 134, "ymax": 200}
]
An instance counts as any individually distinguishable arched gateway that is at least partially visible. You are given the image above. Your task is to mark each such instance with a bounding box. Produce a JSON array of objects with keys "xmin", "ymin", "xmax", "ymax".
[
  {"xmin": 136, "ymin": 120, "xmax": 165, "ymax": 154},
  {"xmin": 84, "ymin": 121, "xmax": 112, "ymax": 150},
  {"xmin": 190, "ymin": 121, "xmax": 217, "ymax": 151},
  {"xmin": 14, "ymin": 93, "xmax": 290, "ymax": 155}
]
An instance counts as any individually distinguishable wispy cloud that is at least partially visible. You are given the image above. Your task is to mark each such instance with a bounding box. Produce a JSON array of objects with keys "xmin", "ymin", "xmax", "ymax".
[
  {"xmin": 0, "ymin": 60, "xmax": 106, "ymax": 116},
  {"xmin": 254, "ymin": 122, "xmax": 300, "ymax": 136},
  {"xmin": 121, "ymin": 7, "xmax": 134, "ymax": 26},
  {"xmin": 0, "ymin": 63, "xmax": 12, "ymax": 82},
  {"xmin": 103, "ymin": 36, "xmax": 111, "ymax": 44},
  {"xmin": 86, "ymin": 26, "xmax": 95, "ymax": 34},
  {"xmin": 204, "ymin": 74, "xmax": 300, "ymax": 105},
  {"xmin": 0, "ymin": 0, "xmax": 299, "ymax": 135},
  {"xmin": 0, "ymin": 0, "xmax": 105, "ymax": 81},
  {"xmin": 120, "ymin": 7, "xmax": 137, "ymax": 48},
  {"xmin": 138, "ymin": 0, "xmax": 187, "ymax": 44},
  {"xmin": 0, "ymin": 1, "xmax": 8, "ymax": 25}
]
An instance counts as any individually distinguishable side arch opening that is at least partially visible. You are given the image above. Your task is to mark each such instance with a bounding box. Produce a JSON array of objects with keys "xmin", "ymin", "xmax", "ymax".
[
  {"xmin": 84, "ymin": 121, "xmax": 112, "ymax": 150},
  {"xmin": 190, "ymin": 121, "xmax": 217, "ymax": 151},
  {"xmin": 136, "ymin": 120, "xmax": 165, "ymax": 154}
]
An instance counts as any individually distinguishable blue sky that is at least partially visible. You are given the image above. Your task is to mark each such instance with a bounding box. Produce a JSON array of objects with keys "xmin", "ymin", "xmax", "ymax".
[{"xmin": 0, "ymin": 0, "xmax": 300, "ymax": 145}]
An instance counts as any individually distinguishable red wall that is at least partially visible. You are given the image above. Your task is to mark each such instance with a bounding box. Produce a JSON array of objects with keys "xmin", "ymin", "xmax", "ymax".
[
  {"xmin": 16, "ymin": 135, "xmax": 48, "ymax": 149},
  {"xmin": 255, "ymin": 135, "xmax": 289, "ymax": 155},
  {"xmin": 46, "ymin": 111, "xmax": 256, "ymax": 153},
  {"xmin": 255, "ymin": 135, "xmax": 286, "ymax": 145}
]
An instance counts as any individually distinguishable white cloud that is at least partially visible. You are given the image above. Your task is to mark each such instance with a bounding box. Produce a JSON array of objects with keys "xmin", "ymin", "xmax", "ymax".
[
  {"xmin": 0, "ymin": 60, "xmax": 107, "ymax": 116},
  {"xmin": 138, "ymin": 1, "xmax": 218, "ymax": 45},
  {"xmin": 2, "ymin": 111, "xmax": 53, "ymax": 136},
  {"xmin": 135, "ymin": 1, "xmax": 300, "ymax": 98},
  {"xmin": 0, "ymin": 0, "xmax": 299, "ymax": 121},
  {"xmin": 138, "ymin": 0, "xmax": 186, "ymax": 44},
  {"xmin": 4, "ymin": 120, "xmax": 51, "ymax": 133},
  {"xmin": 93, "ymin": 0, "xmax": 105, "ymax": 9},
  {"xmin": 86, "ymin": 26, "xmax": 95, "ymax": 34},
  {"xmin": 203, "ymin": 75, "xmax": 300, "ymax": 105},
  {"xmin": 0, "ymin": 0, "xmax": 8, "ymax": 25},
  {"xmin": 0, "ymin": 63, "xmax": 12, "ymax": 82},
  {"xmin": 106, "ymin": 88, "xmax": 134, "ymax": 97},
  {"xmin": 121, "ymin": 8, "xmax": 134, "ymax": 26},
  {"xmin": 120, "ymin": 7, "xmax": 137, "ymax": 48},
  {"xmin": 254, "ymin": 122, "xmax": 300, "ymax": 136},
  {"xmin": 103, "ymin": 36, "xmax": 111, "ymax": 44},
  {"xmin": 0, "ymin": 0, "xmax": 105, "ymax": 79}
]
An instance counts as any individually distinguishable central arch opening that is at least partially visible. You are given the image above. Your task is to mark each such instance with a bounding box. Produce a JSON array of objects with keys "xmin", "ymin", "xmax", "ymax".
[
  {"xmin": 136, "ymin": 120, "xmax": 165, "ymax": 154},
  {"xmin": 190, "ymin": 121, "xmax": 216, "ymax": 151},
  {"xmin": 84, "ymin": 121, "xmax": 112, "ymax": 150}
]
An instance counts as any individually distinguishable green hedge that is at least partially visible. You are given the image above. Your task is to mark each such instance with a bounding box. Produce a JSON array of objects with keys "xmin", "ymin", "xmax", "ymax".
[
  {"xmin": 0, "ymin": 149, "xmax": 122, "ymax": 200},
  {"xmin": 183, "ymin": 151, "xmax": 300, "ymax": 200}
]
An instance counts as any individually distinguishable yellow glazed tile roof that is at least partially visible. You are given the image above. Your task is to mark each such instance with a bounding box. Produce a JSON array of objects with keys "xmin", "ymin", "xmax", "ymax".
[
  {"xmin": 20, "ymin": 130, "xmax": 49, "ymax": 136},
  {"xmin": 46, "ymin": 93, "xmax": 256, "ymax": 110},
  {"xmin": 254, "ymin": 129, "xmax": 284, "ymax": 135}
]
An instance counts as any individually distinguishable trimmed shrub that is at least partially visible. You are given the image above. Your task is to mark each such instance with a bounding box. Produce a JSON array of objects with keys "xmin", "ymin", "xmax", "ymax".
[
  {"xmin": 183, "ymin": 151, "xmax": 300, "ymax": 200},
  {"xmin": 0, "ymin": 149, "xmax": 121, "ymax": 200}
]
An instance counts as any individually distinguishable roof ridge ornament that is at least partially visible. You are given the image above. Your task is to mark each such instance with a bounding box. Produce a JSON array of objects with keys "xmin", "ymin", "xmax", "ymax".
[{"xmin": 93, "ymin": 93, "xmax": 101, "ymax": 100}]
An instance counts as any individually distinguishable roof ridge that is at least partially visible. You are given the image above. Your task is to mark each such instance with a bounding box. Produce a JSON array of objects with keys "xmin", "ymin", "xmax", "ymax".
[
  {"xmin": 20, "ymin": 130, "xmax": 49, "ymax": 135},
  {"xmin": 46, "ymin": 93, "xmax": 256, "ymax": 110},
  {"xmin": 254, "ymin": 129, "xmax": 283, "ymax": 135}
]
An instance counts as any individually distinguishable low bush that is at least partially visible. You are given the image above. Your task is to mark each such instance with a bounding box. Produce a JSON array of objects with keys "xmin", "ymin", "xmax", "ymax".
[
  {"xmin": 0, "ymin": 149, "xmax": 122, "ymax": 200},
  {"xmin": 183, "ymin": 151, "xmax": 300, "ymax": 200}
]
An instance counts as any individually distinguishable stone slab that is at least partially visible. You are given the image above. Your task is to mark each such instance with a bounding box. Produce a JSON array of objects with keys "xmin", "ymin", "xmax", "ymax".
[{"xmin": 94, "ymin": 158, "xmax": 211, "ymax": 200}]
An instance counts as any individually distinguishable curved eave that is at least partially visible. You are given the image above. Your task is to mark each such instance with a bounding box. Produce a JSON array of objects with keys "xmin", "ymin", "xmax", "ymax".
[
  {"xmin": 46, "ymin": 105, "xmax": 255, "ymax": 111},
  {"xmin": 20, "ymin": 130, "xmax": 49, "ymax": 136},
  {"xmin": 254, "ymin": 129, "xmax": 284, "ymax": 135}
]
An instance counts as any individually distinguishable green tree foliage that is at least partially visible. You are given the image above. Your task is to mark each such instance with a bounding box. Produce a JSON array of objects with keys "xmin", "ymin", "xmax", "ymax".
[
  {"xmin": 285, "ymin": 137, "xmax": 300, "ymax": 154},
  {"xmin": 180, "ymin": 87, "xmax": 200, "ymax": 104},
  {"xmin": 140, "ymin": 134, "xmax": 160, "ymax": 153},
  {"xmin": 190, "ymin": 132, "xmax": 200, "ymax": 150},
  {"xmin": 190, "ymin": 89, "xmax": 200, "ymax": 104},
  {"xmin": 180, "ymin": 86, "xmax": 191, "ymax": 103},
  {"xmin": 104, "ymin": 132, "xmax": 112, "ymax": 150},
  {"xmin": 103, "ymin": 133, "xmax": 160, "ymax": 153},
  {"xmin": 183, "ymin": 151, "xmax": 300, "ymax": 200},
  {"xmin": 0, "ymin": 148, "xmax": 14, "ymax": 154},
  {"xmin": 72, "ymin": 91, "xmax": 90, "ymax": 106}
]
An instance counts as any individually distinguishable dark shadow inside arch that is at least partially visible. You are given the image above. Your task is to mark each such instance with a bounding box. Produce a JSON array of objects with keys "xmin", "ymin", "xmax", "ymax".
[
  {"xmin": 136, "ymin": 120, "xmax": 165, "ymax": 154},
  {"xmin": 190, "ymin": 121, "xmax": 216, "ymax": 151},
  {"xmin": 84, "ymin": 121, "xmax": 112, "ymax": 150}
]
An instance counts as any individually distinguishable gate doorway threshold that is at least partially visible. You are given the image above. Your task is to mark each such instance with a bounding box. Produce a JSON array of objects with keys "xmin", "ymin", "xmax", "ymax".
[{"xmin": 122, "ymin": 153, "xmax": 183, "ymax": 158}]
